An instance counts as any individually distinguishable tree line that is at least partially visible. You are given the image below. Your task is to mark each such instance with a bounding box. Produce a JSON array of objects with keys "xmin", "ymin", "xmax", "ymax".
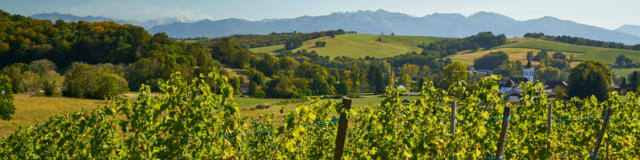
[
  {"xmin": 419, "ymin": 32, "xmax": 507, "ymax": 57},
  {"xmin": 191, "ymin": 30, "xmax": 346, "ymax": 49},
  {"xmin": 524, "ymin": 32, "xmax": 640, "ymax": 50}
]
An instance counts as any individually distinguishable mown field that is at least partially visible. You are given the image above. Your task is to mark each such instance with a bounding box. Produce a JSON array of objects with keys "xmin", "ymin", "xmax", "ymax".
[
  {"xmin": 0, "ymin": 94, "xmax": 106, "ymax": 136},
  {"xmin": 449, "ymin": 48, "xmax": 580, "ymax": 66},
  {"xmin": 250, "ymin": 34, "xmax": 445, "ymax": 58},
  {"xmin": 1, "ymin": 93, "xmax": 421, "ymax": 136},
  {"xmin": 499, "ymin": 38, "xmax": 640, "ymax": 65},
  {"xmin": 448, "ymin": 37, "xmax": 640, "ymax": 76}
]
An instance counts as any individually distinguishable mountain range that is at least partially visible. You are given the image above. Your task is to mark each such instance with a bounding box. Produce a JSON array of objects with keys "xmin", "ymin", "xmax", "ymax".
[
  {"xmin": 616, "ymin": 25, "xmax": 640, "ymax": 38},
  {"xmin": 30, "ymin": 12, "xmax": 190, "ymax": 29},
  {"xmin": 30, "ymin": 10, "xmax": 640, "ymax": 45}
]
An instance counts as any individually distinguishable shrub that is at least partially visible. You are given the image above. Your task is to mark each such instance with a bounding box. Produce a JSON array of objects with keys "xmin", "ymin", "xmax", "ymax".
[
  {"xmin": 63, "ymin": 63, "xmax": 128, "ymax": 99},
  {"xmin": 0, "ymin": 74, "xmax": 15, "ymax": 120},
  {"xmin": 255, "ymin": 104, "xmax": 270, "ymax": 109}
]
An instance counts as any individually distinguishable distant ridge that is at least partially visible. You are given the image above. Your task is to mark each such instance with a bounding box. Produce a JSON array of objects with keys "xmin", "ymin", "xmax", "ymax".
[
  {"xmin": 616, "ymin": 25, "xmax": 640, "ymax": 38},
  {"xmin": 147, "ymin": 10, "xmax": 640, "ymax": 44},
  {"xmin": 30, "ymin": 12, "xmax": 189, "ymax": 29}
]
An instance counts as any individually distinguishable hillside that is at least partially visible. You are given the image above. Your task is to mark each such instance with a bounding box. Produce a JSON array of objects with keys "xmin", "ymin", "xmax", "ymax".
[
  {"xmin": 499, "ymin": 38, "xmax": 640, "ymax": 65},
  {"xmin": 449, "ymin": 38, "xmax": 640, "ymax": 76},
  {"xmin": 449, "ymin": 48, "xmax": 580, "ymax": 66},
  {"xmin": 250, "ymin": 34, "xmax": 445, "ymax": 58}
]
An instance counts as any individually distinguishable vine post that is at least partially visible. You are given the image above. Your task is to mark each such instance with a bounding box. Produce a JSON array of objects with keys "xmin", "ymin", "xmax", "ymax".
[
  {"xmin": 592, "ymin": 107, "xmax": 612, "ymax": 160},
  {"xmin": 496, "ymin": 106, "xmax": 511, "ymax": 159},
  {"xmin": 450, "ymin": 100, "xmax": 456, "ymax": 140},
  {"xmin": 333, "ymin": 96, "xmax": 352, "ymax": 160},
  {"xmin": 547, "ymin": 101, "xmax": 552, "ymax": 151}
]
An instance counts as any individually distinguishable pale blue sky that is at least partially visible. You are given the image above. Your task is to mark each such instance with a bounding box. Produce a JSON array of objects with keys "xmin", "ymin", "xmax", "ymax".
[{"xmin": 1, "ymin": 0, "xmax": 638, "ymax": 29}]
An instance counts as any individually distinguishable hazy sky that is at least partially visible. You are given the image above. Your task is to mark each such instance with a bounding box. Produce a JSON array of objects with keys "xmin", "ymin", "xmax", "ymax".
[{"xmin": 1, "ymin": 0, "xmax": 638, "ymax": 29}]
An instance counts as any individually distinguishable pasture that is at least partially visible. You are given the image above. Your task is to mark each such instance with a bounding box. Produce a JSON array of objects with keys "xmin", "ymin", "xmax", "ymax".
[{"xmin": 250, "ymin": 34, "xmax": 445, "ymax": 58}]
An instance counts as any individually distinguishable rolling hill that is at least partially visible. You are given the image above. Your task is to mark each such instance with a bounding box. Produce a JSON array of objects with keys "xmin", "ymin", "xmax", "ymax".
[
  {"xmin": 250, "ymin": 34, "xmax": 445, "ymax": 58},
  {"xmin": 498, "ymin": 38, "xmax": 640, "ymax": 65},
  {"xmin": 448, "ymin": 38, "xmax": 640, "ymax": 76}
]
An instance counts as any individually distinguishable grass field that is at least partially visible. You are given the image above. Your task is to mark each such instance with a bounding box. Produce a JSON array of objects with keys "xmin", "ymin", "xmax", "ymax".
[
  {"xmin": 499, "ymin": 38, "xmax": 640, "ymax": 65},
  {"xmin": 0, "ymin": 94, "xmax": 106, "ymax": 136},
  {"xmin": 611, "ymin": 68, "xmax": 640, "ymax": 77},
  {"xmin": 249, "ymin": 44, "xmax": 284, "ymax": 53},
  {"xmin": 2, "ymin": 93, "xmax": 417, "ymax": 136},
  {"xmin": 249, "ymin": 34, "xmax": 445, "ymax": 58}
]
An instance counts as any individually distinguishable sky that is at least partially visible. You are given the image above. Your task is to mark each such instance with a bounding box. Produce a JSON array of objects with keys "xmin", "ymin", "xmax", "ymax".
[{"xmin": 1, "ymin": 0, "xmax": 638, "ymax": 30}]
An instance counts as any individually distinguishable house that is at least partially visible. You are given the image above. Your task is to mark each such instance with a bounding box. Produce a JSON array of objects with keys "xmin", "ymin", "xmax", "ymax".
[
  {"xmin": 467, "ymin": 67, "xmax": 492, "ymax": 75},
  {"xmin": 398, "ymin": 85, "xmax": 419, "ymax": 96},
  {"xmin": 499, "ymin": 78, "xmax": 529, "ymax": 102}
]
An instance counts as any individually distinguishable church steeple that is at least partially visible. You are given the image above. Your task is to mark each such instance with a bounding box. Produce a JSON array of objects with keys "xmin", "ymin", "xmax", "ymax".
[{"xmin": 523, "ymin": 59, "xmax": 534, "ymax": 82}]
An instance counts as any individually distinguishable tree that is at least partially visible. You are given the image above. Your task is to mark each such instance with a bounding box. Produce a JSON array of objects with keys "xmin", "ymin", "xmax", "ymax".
[
  {"xmin": 616, "ymin": 54, "xmax": 632, "ymax": 66},
  {"xmin": 400, "ymin": 74, "xmax": 412, "ymax": 91},
  {"xmin": 350, "ymin": 64, "xmax": 361, "ymax": 93},
  {"xmin": 256, "ymin": 54, "xmax": 278, "ymax": 77},
  {"xmin": 335, "ymin": 81, "xmax": 349, "ymax": 96},
  {"xmin": 21, "ymin": 71, "xmax": 41, "ymax": 95},
  {"xmin": 535, "ymin": 65, "xmax": 564, "ymax": 81},
  {"xmin": 310, "ymin": 75, "xmax": 334, "ymax": 95},
  {"xmin": 549, "ymin": 59, "xmax": 570, "ymax": 70},
  {"xmin": 620, "ymin": 77, "xmax": 628, "ymax": 92},
  {"xmin": 284, "ymin": 38, "xmax": 303, "ymax": 50},
  {"xmin": 249, "ymin": 70, "xmax": 266, "ymax": 86},
  {"xmin": 314, "ymin": 41, "xmax": 326, "ymax": 47},
  {"xmin": 629, "ymin": 71, "xmax": 640, "ymax": 91},
  {"xmin": 399, "ymin": 64, "xmax": 420, "ymax": 79},
  {"xmin": 0, "ymin": 74, "xmax": 15, "ymax": 120},
  {"xmin": 29, "ymin": 59, "xmax": 57, "ymax": 75},
  {"xmin": 229, "ymin": 76, "xmax": 242, "ymax": 95},
  {"xmin": 278, "ymin": 57, "xmax": 298, "ymax": 75},
  {"xmin": 63, "ymin": 63, "xmax": 128, "ymax": 99},
  {"xmin": 249, "ymin": 82, "xmax": 265, "ymax": 98},
  {"xmin": 494, "ymin": 61, "xmax": 523, "ymax": 78},
  {"xmin": 41, "ymin": 70, "xmax": 64, "ymax": 96},
  {"xmin": 264, "ymin": 76, "xmax": 299, "ymax": 98},
  {"xmin": 552, "ymin": 52, "xmax": 567, "ymax": 60},
  {"xmin": 367, "ymin": 64, "xmax": 384, "ymax": 94},
  {"xmin": 533, "ymin": 50, "xmax": 549, "ymax": 61},
  {"xmin": 28, "ymin": 59, "xmax": 64, "ymax": 96},
  {"xmin": 1, "ymin": 63, "xmax": 29, "ymax": 93},
  {"xmin": 443, "ymin": 62, "xmax": 468, "ymax": 86},
  {"xmin": 526, "ymin": 51, "xmax": 534, "ymax": 61},
  {"xmin": 568, "ymin": 60, "xmax": 611, "ymax": 101},
  {"xmin": 473, "ymin": 51, "xmax": 508, "ymax": 70}
]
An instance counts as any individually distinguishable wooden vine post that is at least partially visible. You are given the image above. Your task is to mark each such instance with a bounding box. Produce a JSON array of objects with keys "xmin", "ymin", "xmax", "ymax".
[
  {"xmin": 450, "ymin": 100, "xmax": 457, "ymax": 139},
  {"xmin": 496, "ymin": 106, "xmax": 512, "ymax": 159},
  {"xmin": 592, "ymin": 107, "xmax": 612, "ymax": 160},
  {"xmin": 333, "ymin": 97, "xmax": 352, "ymax": 160},
  {"xmin": 547, "ymin": 101, "xmax": 552, "ymax": 151}
]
